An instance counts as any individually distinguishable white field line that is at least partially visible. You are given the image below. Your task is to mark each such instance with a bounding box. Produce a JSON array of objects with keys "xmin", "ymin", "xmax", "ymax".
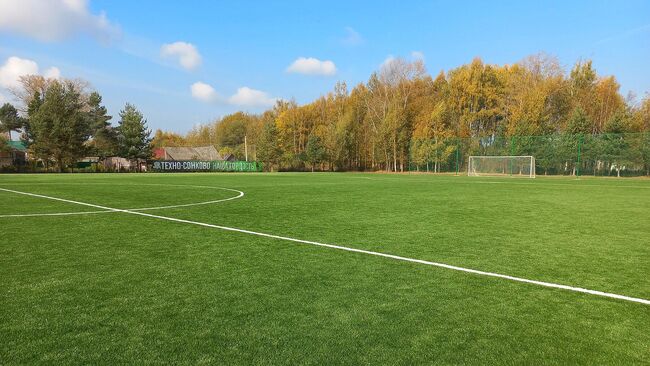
[
  {"xmin": 0, "ymin": 210, "xmax": 110, "ymax": 218},
  {"xmin": 0, "ymin": 184, "xmax": 244, "ymax": 218},
  {"xmin": 131, "ymin": 189, "xmax": 243, "ymax": 211},
  {"xmin": 344, "ymin": 175, "xmax": 650, "ymax": 189},
  {"xmin": 1, "ymin": 186, "xmax": 649, "ymax": 306}
]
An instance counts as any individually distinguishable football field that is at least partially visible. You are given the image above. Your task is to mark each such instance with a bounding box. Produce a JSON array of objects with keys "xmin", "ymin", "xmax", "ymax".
[{"xmin": 1, "ymin": 173, "xmax": 649, "ymax": 364}]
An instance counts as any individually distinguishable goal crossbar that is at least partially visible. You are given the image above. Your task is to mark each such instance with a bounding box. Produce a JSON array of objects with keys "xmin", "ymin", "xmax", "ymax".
[{"xmin": 468, "ymin": 155, "xmax": 535, "ymax": 178}]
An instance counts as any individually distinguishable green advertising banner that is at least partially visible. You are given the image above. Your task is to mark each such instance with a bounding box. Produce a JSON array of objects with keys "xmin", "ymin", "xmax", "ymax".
[{"xmin": 152, "ymin": 160, "xmax": 262, "ymax": 172}]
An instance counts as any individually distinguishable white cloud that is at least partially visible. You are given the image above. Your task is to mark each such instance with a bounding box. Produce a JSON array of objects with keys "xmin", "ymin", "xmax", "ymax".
[
  {"xmin": 161, "ymin": 41, "xmax": 202, "ymax": 70},
  {"xmin": 44, "ymin": 66, "xmax": 61, "ymax": 80},
  {"xmin": 342, "ymin": 26, "xmax": 363, "ymax": 46},
  {"xmin": 286, "ymin": 57, "xmax": 337, "ymax": 76},
  {"xmin": 0, "ymin": 0, "xmax": 120, "ymax": 43},
  {"xmin": 380, "ymin": 55, "xmax": 396, "ymax": 70},
  {"xmin": 0, "ymin": 57, "xmax": 39, "ymax": 89},
  {"xmin": 191, "ymin": 82, "xmax": 277, "ymax": 108},
  {"xmin": 411, "ymin": 51, "xmax": 425, "ymax": 61},
  {"xmin": 228, "ymin": 87, "xmax": 276, "ymax": 107},
  {"xmin": 190, "ymin": 81, "xmax": 219, "ymax": 102},
  {"xmin": 0, "ymin": 57, "xmax": 62, "ymax": 89}
]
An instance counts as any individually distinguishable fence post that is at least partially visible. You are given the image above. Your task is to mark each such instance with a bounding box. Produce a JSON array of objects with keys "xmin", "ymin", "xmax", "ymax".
[
  {"xmin": 509, "ymin": 136, "xmax": 515, "ymax": 175},
  {"xmin": 455, "ymin": 142, "xmax": 460, "ymax": 175},
  {"xmin": 576, "ymin": 134, "xmax": 583, "ymax": 177}
]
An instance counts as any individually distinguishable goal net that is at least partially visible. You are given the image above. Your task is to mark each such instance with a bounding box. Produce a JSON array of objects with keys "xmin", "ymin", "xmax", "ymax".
[{"xmin": 468, "ymin": 156, "xmax": 536, "ymax": 178}]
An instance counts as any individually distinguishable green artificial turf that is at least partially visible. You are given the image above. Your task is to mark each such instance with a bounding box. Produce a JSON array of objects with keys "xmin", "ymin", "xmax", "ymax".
[{"xmin": 0, "ymin": 172, "xmax": 649, "ymax": 364}]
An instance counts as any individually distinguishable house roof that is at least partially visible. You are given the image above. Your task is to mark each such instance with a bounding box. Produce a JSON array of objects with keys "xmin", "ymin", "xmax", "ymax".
[
  {"xmin": 7, "ymin": 141, "xmax": 27, "ymax": 151},
  {"xmin": 160, "ymin": 146, "xmax": 223, "ymax": 161},
  {"xmin": 221, "ymin": 153, "xmax": 235, "ymax": 161}
]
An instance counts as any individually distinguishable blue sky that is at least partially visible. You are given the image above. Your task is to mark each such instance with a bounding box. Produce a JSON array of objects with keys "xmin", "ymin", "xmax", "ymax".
[{"xmin": 1, "ymin": 0, "xmax": 649, "ymax": 133}]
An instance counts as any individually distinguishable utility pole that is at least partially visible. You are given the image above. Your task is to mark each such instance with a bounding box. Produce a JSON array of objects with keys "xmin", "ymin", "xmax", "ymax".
[{"xmin": 244, "ymin": 135, "xmax": 248, "ymax": 161}]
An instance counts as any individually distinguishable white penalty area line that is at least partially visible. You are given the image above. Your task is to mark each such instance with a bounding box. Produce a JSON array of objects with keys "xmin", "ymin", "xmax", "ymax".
[{"xmin": 1, "ymin": 186, "xmax": 648, "ymax": 306}]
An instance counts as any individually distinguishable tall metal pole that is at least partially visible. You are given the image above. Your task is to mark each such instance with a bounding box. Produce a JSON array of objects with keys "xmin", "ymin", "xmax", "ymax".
[
  {"xmin": 455, "ymin": 143, "xmax": 460, "ymax": 176},
  {"xmin": 509, "ymin": 136, "xmax": 515, "ymax": 176},
  {"xmin": 244, "ymin": 135, "xmax": 248, "ymax": 162}
]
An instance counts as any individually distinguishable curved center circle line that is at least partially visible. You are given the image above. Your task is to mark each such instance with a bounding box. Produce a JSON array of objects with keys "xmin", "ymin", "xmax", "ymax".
[
  {"xmin": 0, "ymin": 181, "xmax": 244, "ymax": 194},
  {"xmin": 129, "ymin": 190, "xmax": 244, "ymax": 211},
  {"xmin": 0, "ymin": 183, "xmax": 245, "ymax": 217}
]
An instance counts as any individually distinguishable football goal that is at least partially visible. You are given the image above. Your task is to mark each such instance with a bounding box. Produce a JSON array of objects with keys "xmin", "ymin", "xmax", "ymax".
[{"xmin": 468, "ymin": 156, "xmax": 536, "ymax": 178}]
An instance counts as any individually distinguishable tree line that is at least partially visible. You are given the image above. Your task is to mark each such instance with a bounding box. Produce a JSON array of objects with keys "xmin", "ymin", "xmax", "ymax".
[
  {"xmin": 2, "ymin": 53, "xmax": 649, "ymax": 173},
  {"xmin": 153, "ymin": 53, "xmax": 650, "ymax": 172},
  {"xmin": 0, "ymin": 75, "xmax": 152, "ymax": 171}
]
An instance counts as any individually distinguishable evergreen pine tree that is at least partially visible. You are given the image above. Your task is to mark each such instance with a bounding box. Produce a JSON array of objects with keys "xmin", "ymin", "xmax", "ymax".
[
  {"xmin": 87, "ymin": 92, "xmax": 117, "ymax": 158},
  {"xmin": 27, "ymin": 81, "xmax": 92, "ymax": 171},
  {"xmin": 566, "ymin": 107, "xmax": 592, "ymax": 135},
  {"xmin": 117, "ymin": 103, "xmax": 152, "ymax": 171},
  {"xmin": 0, "ymin": 103, "xmax": 23, "ymax": 140}
]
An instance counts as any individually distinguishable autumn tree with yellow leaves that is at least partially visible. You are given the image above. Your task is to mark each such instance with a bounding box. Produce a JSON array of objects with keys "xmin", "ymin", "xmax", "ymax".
[{"xmin": 167, "ymin": 53, "xmax": 649, "ymax": 173}]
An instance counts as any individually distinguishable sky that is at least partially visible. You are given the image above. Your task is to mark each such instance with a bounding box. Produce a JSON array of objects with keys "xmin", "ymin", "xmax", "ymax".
[{"xmin": 0, "ymin": 0, "xmax": 649, "ymax": 133}]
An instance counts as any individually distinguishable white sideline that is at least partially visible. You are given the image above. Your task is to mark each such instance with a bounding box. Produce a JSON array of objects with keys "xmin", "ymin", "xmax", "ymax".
[{"xmin": 1, "ymin": 186, "xmax": 649, "ymax": 306}]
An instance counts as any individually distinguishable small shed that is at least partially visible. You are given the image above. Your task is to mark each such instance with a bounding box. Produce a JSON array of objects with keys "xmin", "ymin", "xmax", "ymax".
[{"xmin": 0, "ymin": 141, "xmax": 27, "ymax": 167}]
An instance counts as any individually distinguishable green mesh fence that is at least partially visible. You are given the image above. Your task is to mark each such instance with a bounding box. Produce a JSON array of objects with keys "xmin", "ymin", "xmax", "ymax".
[{"xmin": 409, "ymin": 133, "xmax": 650, "ymax": 177}]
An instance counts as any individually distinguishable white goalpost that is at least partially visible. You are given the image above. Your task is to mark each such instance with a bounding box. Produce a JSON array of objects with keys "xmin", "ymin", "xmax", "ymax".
[{"xmin": 468, "ymin": 156, "xmax": 536, "ymax": 178}]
